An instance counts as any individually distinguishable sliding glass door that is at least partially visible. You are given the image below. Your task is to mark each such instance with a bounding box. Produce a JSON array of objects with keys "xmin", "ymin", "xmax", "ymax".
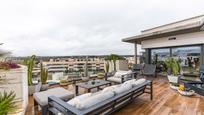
[
  {"xmin": 151, "ymin": 48, "xmax": 170, "ymax": 72},
  {"xmin": 172, "ymin": 46, "xmax": 201, "ymax": 76},
  {"xmin": 150, "ymin": 45, "xmax": 201, "ymax": 76},
  {"xmin": 151, "ymin": 48, "xmax": 170, "ymax": 63}
]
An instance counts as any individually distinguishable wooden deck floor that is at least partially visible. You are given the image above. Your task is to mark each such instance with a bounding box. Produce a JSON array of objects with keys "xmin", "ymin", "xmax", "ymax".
[{"xmin": 26, "ymin": 76, "xmax": 204, "ymax": 115}]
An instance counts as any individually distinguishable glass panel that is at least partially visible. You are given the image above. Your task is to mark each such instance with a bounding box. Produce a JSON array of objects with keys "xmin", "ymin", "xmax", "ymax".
[
  {"xmin": 172, "ymin": 46, "xmax": 201, "ymax": 76},
  {"xmin": 151, "ymin": 48, "xmax": 170, "ymax": 72},
  {"xmin": 151, "ymin": 48, "xmax": 170, "ymax": 63}
]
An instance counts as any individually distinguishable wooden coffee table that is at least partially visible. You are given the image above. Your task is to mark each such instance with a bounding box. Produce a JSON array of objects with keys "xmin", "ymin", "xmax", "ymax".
[{"xmin": 75, "ymin": 79, "xmax": 111, "ymax": 95}]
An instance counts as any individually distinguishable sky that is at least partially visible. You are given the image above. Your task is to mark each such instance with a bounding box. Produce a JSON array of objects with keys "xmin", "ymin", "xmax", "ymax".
[{"xmin": 0, "ymin": 0, "xmax": 204, "ymax": 56}]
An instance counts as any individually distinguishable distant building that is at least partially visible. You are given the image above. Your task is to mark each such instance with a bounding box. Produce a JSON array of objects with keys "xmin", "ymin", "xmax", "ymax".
[{"xmin": 9, "ymin": 55, "xmax": 135, "ymax": 74}]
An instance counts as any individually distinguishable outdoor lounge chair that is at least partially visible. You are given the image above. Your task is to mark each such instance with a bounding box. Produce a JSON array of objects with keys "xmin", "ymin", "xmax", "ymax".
[
  {"xmin": 48, "ymin": 79, "xmax": 153, "ymax": 115},
  {"xmin": 132, "ymin": 64, "xmax": 143, "ymax": 75},
  {"xmin": 185, "ymin": 65, "xmax": 204, "ymax": 96},
  {"xmin": 142, "ymin": 64, "xmax": 156, "ymax": 78},
  {"xmin": 105, "ymin": 70, "xmax": 137, "ymax": 83},
  {"xmin": 33, "ymin": 87, "xmax": 74, "ymax": 115}
]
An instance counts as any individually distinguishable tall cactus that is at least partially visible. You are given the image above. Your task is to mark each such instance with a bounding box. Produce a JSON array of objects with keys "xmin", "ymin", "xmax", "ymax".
[
  {"xmin": 105, "ymin": 62, "xmax": 109, "ymax": 73},
  {"xmin": 27, "ymin": 55, "xmax": 36, "ymax": 86},
  {"xmin": 40, "ymin": 63, "xmax": 48, "ymax": 84}
]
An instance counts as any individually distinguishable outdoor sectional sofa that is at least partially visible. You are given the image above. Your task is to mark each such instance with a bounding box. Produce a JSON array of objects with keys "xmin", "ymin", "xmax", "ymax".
[{"xmin": 48, "ymin": 78, "xmax": 153, "ymax": 115}]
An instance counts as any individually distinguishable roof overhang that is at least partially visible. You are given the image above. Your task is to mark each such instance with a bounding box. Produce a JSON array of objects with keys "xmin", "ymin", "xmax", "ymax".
[{"xmin": 122, "ymin": 17, "xmax": 204, "ymax": 44}]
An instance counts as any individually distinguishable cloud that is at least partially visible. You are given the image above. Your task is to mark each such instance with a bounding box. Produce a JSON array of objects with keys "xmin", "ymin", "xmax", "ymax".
[{"xmin": 0, "ymin": 0, "xmax": 204, "ymax": 56}]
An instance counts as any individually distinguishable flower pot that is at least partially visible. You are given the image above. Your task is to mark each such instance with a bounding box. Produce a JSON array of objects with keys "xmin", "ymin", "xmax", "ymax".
[
  {"xmin": 28, "ymin": 82, "xmax": 42, "ymax": 95},
  {"xmin": 167, "ymin": 75, "xmax": 179, "ymax": 84},
  {"xmin": 41, "ymin": 84, "xmax": 49, "ymax": 91},
  {"xmin": 28, "ymin": 85, "xmax": 36, "ymax": 95}
]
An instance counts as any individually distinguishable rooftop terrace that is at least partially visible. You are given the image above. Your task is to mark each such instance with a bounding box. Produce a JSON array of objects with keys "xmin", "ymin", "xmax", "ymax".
[{"xmin": 26, "ymin": 76, "xmax": 204, "ymax": 115}]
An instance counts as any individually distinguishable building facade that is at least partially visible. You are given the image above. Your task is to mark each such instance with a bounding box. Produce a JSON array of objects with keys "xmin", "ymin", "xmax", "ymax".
[{"xmin": 122, "ymin": 15, "xmax": 204, "ymax": 76}]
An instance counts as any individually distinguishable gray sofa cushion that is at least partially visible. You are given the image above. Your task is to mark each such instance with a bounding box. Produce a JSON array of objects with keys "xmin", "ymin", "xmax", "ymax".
[{"xmin": 34, "ymin": 87, "xmax": 74, "ymax": 106}]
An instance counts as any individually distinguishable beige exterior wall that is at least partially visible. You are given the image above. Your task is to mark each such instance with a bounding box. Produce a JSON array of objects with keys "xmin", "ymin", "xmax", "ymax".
[{"xmin": 141, "ymin": 31, "xmax": 204, "ymax": 49}]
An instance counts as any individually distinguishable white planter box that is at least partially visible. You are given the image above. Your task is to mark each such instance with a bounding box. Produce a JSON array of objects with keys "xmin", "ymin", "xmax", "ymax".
[
  {"xmin": 167, "ymin": 75, "xmax": 179, "ymax": 83},
  {"xmin": 0, "ymin": 65, "xmax": 28, "ymax": 115}
]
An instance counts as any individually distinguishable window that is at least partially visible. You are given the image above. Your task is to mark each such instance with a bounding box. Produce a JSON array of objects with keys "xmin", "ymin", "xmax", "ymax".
[
  {"xmin": 151, "ymin": 48, "xmax": 170, "ymax": 63},
  {"xmin": 172, "ymin": 46, "xmax": 201, "ymax": 76},
  {"xmin": 150, "ymin": 48, "xmax": 170, "ymax": 72}
]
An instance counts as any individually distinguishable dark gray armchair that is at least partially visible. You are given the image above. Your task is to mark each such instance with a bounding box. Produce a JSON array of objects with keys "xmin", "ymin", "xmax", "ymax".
[
  {"xmin": 132, "ymin": 64, "xmax": 143, "ymax": 75},
  {"xmin": 142, "ymin": 64, "xmax": 156, "ymax": 78},
  {"xmin": 185, "ymin": 65, "xmax": 204, "ymax": 96}
]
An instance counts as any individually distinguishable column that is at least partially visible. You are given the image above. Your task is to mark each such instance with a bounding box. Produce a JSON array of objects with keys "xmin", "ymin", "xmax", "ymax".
[{"xmin": 134, "ymin": 43, "xmax": 137, "ymax": 64}]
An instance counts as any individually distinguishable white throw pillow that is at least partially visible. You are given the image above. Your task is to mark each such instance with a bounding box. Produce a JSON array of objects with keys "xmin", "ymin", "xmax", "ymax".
[
  {"xmin": 67, "ymin": 93, "xmax": 92, "ymax": 107},
  {"xmin": 113, "ymin": 84, "xmax": 132, "ymax": 95},
  {"xmin": 132, "ymin": 78, "xmax": 146, "ymax": 87},
  {"xmin": 76, "ymin": 91, "xmax": 114, "ymax": 109}
]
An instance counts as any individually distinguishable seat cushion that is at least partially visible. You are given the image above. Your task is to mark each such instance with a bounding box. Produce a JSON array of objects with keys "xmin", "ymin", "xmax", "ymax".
[
  {"xmin": 75, "ymin": 91, "xmax": 115, "ymax": 109},
  {"xmin": 33, "ymin": 87, "xmax": 74, "ymax": 106},
  {"xmin": 107, "ymin": 77, "xmax": 121, "ymax": 83}
]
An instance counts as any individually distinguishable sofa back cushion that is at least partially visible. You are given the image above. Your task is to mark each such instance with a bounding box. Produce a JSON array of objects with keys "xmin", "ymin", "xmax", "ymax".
[
  {"xmin": 122, "ymin": 78, "xmax": 146, "ymax": 87},
  {"xmin": 102, "ymin": 85, "xmax": 119, "ymax": 93},
  {"xmin": 113, "ymin": 84, "xmax": 132, "ymax": 95},
  {"xmin": 131, "ymin": 79, "xmax": 146, "ymax": 87},
  {"xmin": 123, "ymin": 79, "xmax": 136, "ymax": 85},
  {"xmin": 67, "ymin": 93, "xmax": 92, "ymax": 107},
  {"xmin": 75, "ymin": 91, "xmax": 115, "ymax": 109}
]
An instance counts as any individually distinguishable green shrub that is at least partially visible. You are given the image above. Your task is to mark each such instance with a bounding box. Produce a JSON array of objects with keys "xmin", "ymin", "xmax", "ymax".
[
  {"xmin": 165, "ymin": 58, "xmax": 181, "ymax": 76},
  {"xmin": 0, "ymin": 91, "xmax": 17, "ymax": 115}
]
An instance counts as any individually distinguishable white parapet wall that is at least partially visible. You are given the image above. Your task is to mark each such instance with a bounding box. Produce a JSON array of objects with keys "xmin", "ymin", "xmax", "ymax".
[{"xmin": 0, "ymin": 65, "xmax": 28, "ymax": 115}]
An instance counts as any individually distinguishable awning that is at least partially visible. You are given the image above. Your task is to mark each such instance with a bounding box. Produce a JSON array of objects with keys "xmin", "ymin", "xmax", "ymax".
[{"xmin": 122, "ymin": 15, "xmax": 204, "ymax": 44}]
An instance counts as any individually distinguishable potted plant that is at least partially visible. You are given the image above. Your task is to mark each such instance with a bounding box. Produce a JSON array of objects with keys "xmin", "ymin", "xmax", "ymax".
[
  {"xmin": 40, "ymin": 63, "xmax": 49, "ymax": 91},
  {"xmin": 165, "ymin": 58, "xmax": 181, "ymax": 84},
  {"xmin": 26, "ymin": 55, "xmax": 42, "ymax": 95},
  {"xmin": 0, "ymin": 91, "xmax": 17, "ymax": 115}
]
